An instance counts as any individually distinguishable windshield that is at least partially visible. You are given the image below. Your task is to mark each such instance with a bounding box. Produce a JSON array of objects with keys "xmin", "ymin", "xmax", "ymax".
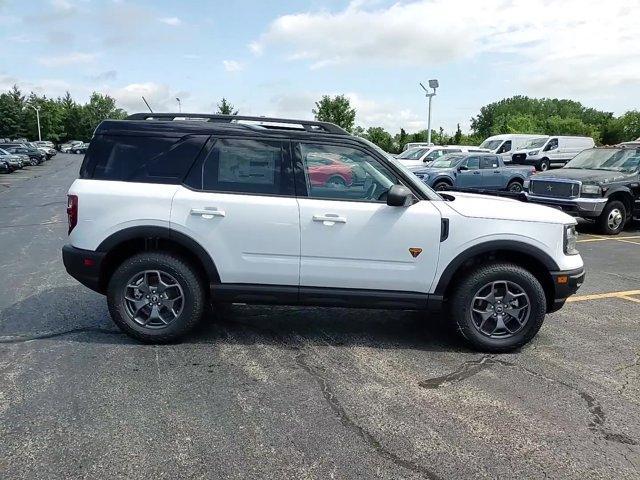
[
  {"xmin": 564, "ymin": 148, "xmax": 640, "ymax": 173},
  {"xmin": 430, "ymin": 155, "xmax": 464, "ymax": 168},
  {"xmin": 523, "ymin": 138, "xmax": 548, "ymax": 149},
  {"xmin": 479, "ymin": 140, "xmax": 503, "ymax": 150},
  {"xmin": 397, "ymin": 147, "xmax": 429, "ymax": 160}
]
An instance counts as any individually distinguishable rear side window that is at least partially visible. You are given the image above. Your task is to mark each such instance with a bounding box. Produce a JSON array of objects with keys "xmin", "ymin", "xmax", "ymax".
[
  {"xmin": 81, "ymin": 134, "xmax": 208, "ymax": 183},
  {"xmin": 200, "ymin": 138, "xmax": 290, "ymax": 195}
]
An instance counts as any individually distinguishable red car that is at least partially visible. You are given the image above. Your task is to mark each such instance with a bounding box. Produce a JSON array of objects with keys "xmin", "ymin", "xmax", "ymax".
[{"xmin": 307, "ymin": 155, "xmax": 354, "ymax": 187}]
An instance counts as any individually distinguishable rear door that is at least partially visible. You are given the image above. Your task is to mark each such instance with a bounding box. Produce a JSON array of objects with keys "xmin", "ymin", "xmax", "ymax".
[
  {"xmin": 480, "ymin": 155, "xmax": 502, "ymax": 189},
  {"xmin": 170, "ymin": 137, "xmax": 300, "ymax": 286},
  {"xmin": 294, "ymin": 141, "xmax": 442, "ymax": 293}
]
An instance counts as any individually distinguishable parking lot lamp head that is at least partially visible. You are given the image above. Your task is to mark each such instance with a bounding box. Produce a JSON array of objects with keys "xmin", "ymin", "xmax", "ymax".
[{"xmin": 176, "ymin": 97, "xmax": 182, "ymax": 113}]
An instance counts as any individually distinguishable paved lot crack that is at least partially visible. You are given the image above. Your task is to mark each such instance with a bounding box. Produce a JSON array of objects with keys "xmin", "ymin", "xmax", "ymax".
[
  {"xmin": 296, "ymin": 352, "xmax": 444, "ymax": 480},
  {"xmin": 224, "ymin": 317, "xmax": 443, "ymax": 479},
  {"xmin": 419, "ymin": 356, "xmax": 638, "ymax": 446},
  {"xmin": 0, "ymin": 327, "xmax": 122, "ymax": 344}
]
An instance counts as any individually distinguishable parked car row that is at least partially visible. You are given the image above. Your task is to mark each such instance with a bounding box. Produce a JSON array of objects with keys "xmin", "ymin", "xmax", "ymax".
[
  {"xmin": 0, "ymin": 141, "xmax": 53, "ymax": 173},
  {"xmin": 59, "ymin": 140, "xmax": 89, "ymax": 154}
]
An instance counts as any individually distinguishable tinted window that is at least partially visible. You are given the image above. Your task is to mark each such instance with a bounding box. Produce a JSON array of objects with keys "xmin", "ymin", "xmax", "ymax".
[
  {"xmin": 497, "ymin": 140, "xmax": 512, "ymax": 154},
  {"xmin": 480, "ymin": 156, "xmax": 499, "ymax": 169},
  {"xmin": 465, "ymin": 156, "xmax": 480, "ymax": 169},
  {"xmin": 83, "ymin": 134, "xmax": 208, "ymax": 183},
  {"xmin": 298, "ymin": 143, "xmax": 398, "ymax": 202},
  {"xmin": 201, "ymin": 138, "xmax": 288, "ymax": 195}
]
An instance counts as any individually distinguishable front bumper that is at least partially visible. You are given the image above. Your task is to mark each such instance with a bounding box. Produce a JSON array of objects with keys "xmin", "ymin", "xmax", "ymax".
[
  {"xmin": 549, "ymin": 267, "xmax": 585, "ymax": 312},
  {"xmin": 525, "ymin": 193, "xmax": 607, "ymax": 218},
  {"xmin": 62, "ymin": 245, "xmax": 106, "ymax": 293}
]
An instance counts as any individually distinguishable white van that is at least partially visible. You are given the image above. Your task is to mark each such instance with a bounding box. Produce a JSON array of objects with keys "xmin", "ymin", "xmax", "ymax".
[
  {"xmin": 396, "ymin": 145, "xmax": 489, "ymax": 168},
  {"xmin": 479, "ymin": 134, "xmax": 548, "ymax": 163},
  {"xmin": 511, "ymin": 136, "xmax": 595, "ymax": 171},
  {"xmin": 402, "ymin": 142, "xmax": 434, "ymax": 151}
]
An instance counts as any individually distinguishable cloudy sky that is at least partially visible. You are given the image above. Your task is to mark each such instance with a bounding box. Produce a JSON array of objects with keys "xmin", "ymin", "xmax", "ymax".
[{"xmin": 1, "ymin": 0, "xmax": 638, "ymax": 133}]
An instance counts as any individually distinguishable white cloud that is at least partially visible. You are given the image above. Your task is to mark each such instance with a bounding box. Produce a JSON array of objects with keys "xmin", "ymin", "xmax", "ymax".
[
  {"xmin": 253, "ymin": 0, "xmax": 640, "ymax": 94},
  {"xmin": 158, "ymin": 17, "xmax": 181, "ymax": 26},
  {"xmin": 248, "ymin": 41, "xmax": 263, "ymax": 56},
  {"xmin": 267, "ymin": 91, "xmax": 425, "ymax": 133},
  {"xmin": 37, "ymin": 52, "xmax": 97, "ymax": 67},
  {"xmin": 51, "ymin": 0, "xmax": 74, "ymax": 12},
  {"xmin": 110, "ymin": 82, "xmax": 185, "ymax": 112},
  {"xmin": 222, "ymin": 60, "xmax": 243, "ymax": 72}
]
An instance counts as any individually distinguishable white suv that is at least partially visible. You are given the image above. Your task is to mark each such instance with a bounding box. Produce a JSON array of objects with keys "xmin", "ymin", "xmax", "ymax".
[{"xmin": 63, "ymin": 113, "xmax": 585, "ymax": 352}]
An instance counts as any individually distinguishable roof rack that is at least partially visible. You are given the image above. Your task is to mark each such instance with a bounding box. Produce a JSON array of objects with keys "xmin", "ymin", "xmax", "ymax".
[{"xmin": 125, "ymin": 113, "xmax": 348, "ymax": 135}]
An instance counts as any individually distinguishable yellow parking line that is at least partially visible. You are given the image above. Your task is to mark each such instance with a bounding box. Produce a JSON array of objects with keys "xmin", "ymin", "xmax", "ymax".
[
  {"xmin": 567, "ymin": 290, "xmax": 640, "ymax": 303},
  {"xmin": 615, "ymin": 238, "xmax": 640, "ymax": 246},
  {"xmin": 577, "ymin": 235, "xmax": 640, "ymax": 244},
  {"xmin": 619, "ymin": 296, "xmax": 640, "ymax": 304}
]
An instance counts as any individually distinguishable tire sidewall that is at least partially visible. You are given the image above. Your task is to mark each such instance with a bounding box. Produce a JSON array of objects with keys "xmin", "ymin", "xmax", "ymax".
[
  {"xmin": 434, "ymin": 181, "xmax": 451, "ymax": 191},
  {"xmin": 598, "ymin": 200, "xmax": 626, "ymax": 235},
  {"xmin": 538, "ymin": 159, "xmax": 550, "ymax": 171},
  {"xmin": 508, "ymin": 181, "xmax": 523, "ymax": 192},
  {"xmin": 107, "ymin": 253, "xmax": 204, "ymax": 342},
  {"xmin": 451, "ymin": 264, "xmax": 546, "ymax": 352}
]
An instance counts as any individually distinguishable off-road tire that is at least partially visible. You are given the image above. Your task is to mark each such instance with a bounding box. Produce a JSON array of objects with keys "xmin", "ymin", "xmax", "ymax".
[
  {"xmin": 449, "ymin": 262, "xmax": 547, "ymax": 352},
  {"xmin": 107, "ymin": 252, "xmax": 205, "ymax": 343}
]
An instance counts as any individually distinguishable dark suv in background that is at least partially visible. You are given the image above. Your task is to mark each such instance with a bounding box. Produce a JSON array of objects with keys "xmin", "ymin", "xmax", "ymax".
[{"xmin": 0, "ymin": 143, "xmax": 45, "ymax": 165}]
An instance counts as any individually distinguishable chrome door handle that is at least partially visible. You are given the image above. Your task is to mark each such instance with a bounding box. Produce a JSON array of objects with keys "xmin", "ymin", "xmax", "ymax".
[
  {"xmin": 190, "ymin": 208, "xmax": 226, "ymax": 218},
  {"xmin": 313, "ymin": 214, "xmax": 347, "ymax": 224}
]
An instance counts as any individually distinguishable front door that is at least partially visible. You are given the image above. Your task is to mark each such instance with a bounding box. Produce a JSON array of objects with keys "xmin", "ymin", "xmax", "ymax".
[
  {"xmin": 170, "ymin": 137, "xmax": 300, "ymax": 286},
  {"xmin": 456, "ymin": 155, "xmax": 482, "ymax": 188},
  {"xmin": 294, "ymin": 142, "xmax": 442, "ymax": 293}
]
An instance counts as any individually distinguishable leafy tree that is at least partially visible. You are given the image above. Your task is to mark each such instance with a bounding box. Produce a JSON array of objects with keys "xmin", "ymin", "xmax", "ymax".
[
  {"xmin": 216, "ymin": 98, "xmax": 238, "ymax": 115},
  {"xmin": 470, "ymin": 96, "xmax": 614, "ymax": 144},
  {"xmin": 362, "ymin": 126, "xmax": 395, "ymax": 152},
  {"xmin": 0, "ymin": 85, "xmax": 27, "ymax": 139},
  {"xmin": 313, "ymin": 95, "xmax": 356, "ymax": 132},
  {"xmin": 452, "ymin": 124, "xmax": 462, "ymax": 145},
  {"xmin": 604, "ymin": 110, "xmax": 640, "ymax": 144}
]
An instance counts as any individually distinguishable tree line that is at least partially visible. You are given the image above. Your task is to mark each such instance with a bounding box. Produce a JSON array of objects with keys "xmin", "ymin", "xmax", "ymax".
[
  {"xmin": 314, "ymin": 94, "xmax": 640, "ymax": 154},
  {"xmin": 1, "ymin": 86, "xmax": 638, "ymax": 153}
]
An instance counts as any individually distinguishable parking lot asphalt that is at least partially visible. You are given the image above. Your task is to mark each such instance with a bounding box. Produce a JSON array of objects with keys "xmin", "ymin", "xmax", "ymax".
[{"xmin": 1, "ymin": 154, "xmax": 639, "ymax": 479}]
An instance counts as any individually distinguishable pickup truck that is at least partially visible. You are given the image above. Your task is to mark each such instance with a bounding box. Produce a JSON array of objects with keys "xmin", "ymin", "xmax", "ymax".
[
  {"xmin": 410, "ymin": 153, "xmax": 536, "ymax": 192},
  {"xmin": 525, "ymin": 145, "xmax": 640, "ymax": 234}
]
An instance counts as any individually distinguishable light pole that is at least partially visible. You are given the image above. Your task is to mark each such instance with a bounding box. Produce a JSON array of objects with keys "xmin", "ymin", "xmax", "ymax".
[
  {"xmin": 176, "ymin": 97, "xmax": 181, "ymax": 113},
  {"xmin": 420, "ymin": 79, "xmax": 438, "ymax": 145},
  {"xmin": 26, "ymin": 104, "xmax": 42, "ymax": 141}
]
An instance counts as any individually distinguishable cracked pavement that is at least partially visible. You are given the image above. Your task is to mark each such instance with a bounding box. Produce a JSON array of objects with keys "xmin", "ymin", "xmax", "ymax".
[{"xmin": 1, "ymin": 154, "xmax": 639, "ymax": 479}]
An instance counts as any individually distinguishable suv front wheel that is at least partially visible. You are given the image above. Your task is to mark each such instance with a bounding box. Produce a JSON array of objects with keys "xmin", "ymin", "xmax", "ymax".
[
  {"xmin": 107, "ymin": 252, "xmax": 205, "ymax": 343},
  {"xmin": 449, "ymin": 262, "xmax": 546, "ymax": 352}
]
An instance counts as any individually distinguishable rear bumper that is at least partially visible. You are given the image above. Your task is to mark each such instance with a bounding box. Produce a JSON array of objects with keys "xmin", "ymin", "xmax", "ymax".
[
  {"xmin": 549, "ymin": 267, "xmax": 585, "ymax": 311},
  {"xmin": 62, "ymin": 245, "xmax": 106, "ymax": 293},
  {"xmin": 525, "ymin": 193, "xmax": 607, "ymax": 218}
]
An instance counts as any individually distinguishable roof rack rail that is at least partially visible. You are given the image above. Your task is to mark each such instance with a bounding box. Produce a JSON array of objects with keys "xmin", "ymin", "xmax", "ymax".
[{"xmin": 125, "ymin": 113, "xmax": 348, "ymax": 135}]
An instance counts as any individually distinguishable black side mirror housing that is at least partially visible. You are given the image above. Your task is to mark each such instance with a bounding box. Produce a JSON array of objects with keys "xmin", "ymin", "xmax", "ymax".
[
  {"xmin": 458, "ymin": 165, "xmax": 469, "ymax": 171},
  {"xmin": 386, "ymin": 185, "xmax": 413, "ymax": 207}
]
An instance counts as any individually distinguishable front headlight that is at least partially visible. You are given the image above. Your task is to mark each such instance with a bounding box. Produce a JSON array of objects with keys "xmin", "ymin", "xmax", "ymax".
[
  {"xmin": 564, "ymin": 224, "xmax": 579, "ymax": 255},
  {"xmin": 581, "ymin": 184, "xmax": 601, "ymax": 195},
  {"xmin": 528, "ymin": 150, "xmax": 539, "ymax": 156}
]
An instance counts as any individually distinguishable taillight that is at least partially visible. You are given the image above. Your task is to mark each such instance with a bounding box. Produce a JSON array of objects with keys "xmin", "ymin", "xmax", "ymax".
[{"xmin": 67, "ymin": 195, "xmax": 78, "ymax": 234}]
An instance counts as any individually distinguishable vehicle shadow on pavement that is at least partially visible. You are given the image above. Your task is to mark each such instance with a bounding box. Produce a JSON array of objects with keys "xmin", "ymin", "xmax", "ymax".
[{"xmin": 0, "ymin": 286, "xmax": 466, "ymax": 352}]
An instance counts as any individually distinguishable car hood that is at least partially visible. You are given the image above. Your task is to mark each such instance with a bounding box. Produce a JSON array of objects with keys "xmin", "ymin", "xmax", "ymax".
[
  {"xmin": 442, "ymin": 191, "xmax": 575, "ymax": 224},
  {"xmin": 532, "ymin": 168, "xmax": 636, "ymax": 184}
]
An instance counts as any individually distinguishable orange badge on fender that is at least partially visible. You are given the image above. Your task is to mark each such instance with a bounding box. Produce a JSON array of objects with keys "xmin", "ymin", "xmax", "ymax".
[{"xmin": 409, "ymin": 247, "xmax": 422, "ymax": 258}]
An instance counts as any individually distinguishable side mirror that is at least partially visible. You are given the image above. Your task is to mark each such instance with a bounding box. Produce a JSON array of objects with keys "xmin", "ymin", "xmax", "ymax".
[
  {"xmin": 458, "ymin": 165, "xmax": 469, "ymax": 171},
  {"xmin": 386, "ymin": 185, "xmax": 413, "ymax": 207}
]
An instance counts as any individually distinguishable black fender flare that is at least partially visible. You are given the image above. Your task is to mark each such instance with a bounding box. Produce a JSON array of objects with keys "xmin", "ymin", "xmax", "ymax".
[
  {"xmin": 97, "ymin": 226, "xmax": 220, "ymax": 283},
  {"xmin": 434, "ymin": 240, "xmax": 559, "ymax": 296}
]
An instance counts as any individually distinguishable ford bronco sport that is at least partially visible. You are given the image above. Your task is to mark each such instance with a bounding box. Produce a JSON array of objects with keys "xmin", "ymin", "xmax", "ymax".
[{"xmin": 63, "ymin": 113, "xmax": 585, "ymax": 352}]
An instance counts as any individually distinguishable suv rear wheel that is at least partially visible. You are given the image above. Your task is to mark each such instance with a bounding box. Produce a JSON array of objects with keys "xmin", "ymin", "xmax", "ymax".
[
  {"xmin": 107, "ymin": 252, "xmax": 205, "ymax": 343},
  {"xmin": 449, "ymin": 262, "xmax": 546, "ymax": 352}
]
